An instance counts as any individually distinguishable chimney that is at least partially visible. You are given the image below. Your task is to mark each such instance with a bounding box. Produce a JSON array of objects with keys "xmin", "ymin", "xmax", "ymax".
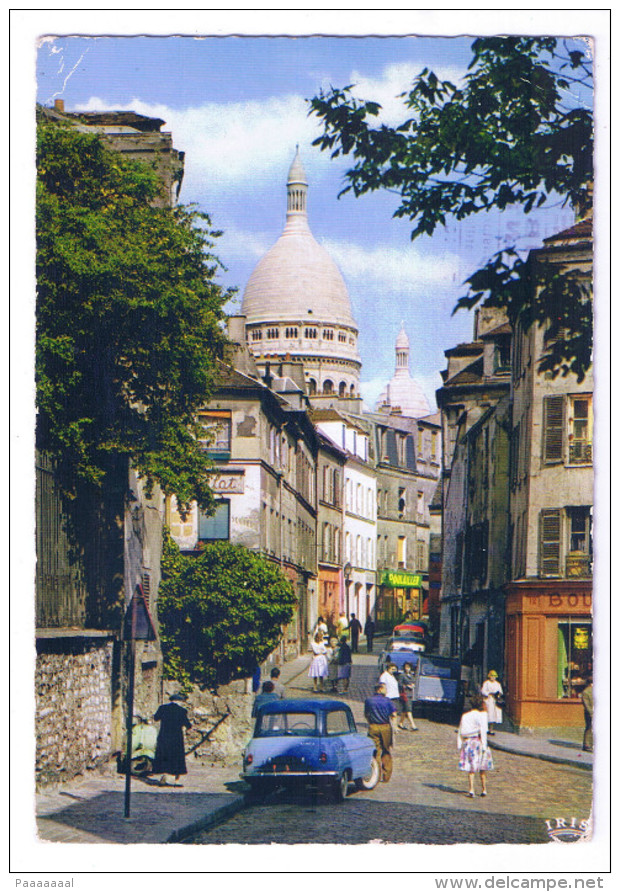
[
  {"xmin": 54, "ymin": 99, "xmax": 65, "ymax": 113},
  {"xmin": 227, "ymin": 314, "xmax": 247, "ymax": 345}
]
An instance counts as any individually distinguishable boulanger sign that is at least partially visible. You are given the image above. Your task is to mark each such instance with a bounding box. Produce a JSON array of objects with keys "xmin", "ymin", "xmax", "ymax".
[{"xmin": 381, "ymin": 570, "xmax": 423, "ymax": 589}]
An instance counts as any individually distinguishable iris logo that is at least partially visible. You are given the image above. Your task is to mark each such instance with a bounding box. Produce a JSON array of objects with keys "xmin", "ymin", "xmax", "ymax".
[{"xmin": 545, "ymin": 816, "xmax": 591, "ymax": 843}]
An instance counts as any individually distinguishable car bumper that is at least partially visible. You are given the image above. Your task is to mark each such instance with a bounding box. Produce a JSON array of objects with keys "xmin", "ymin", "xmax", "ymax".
[{"xmin": 241, "ymin": 770, "xmax": 339, "ymax": 780}]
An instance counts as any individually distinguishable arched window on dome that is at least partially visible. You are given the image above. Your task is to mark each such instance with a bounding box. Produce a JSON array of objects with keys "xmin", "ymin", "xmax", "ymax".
[
  {"xmin": 349, "ymin": 384, "xmax": 355, "ymax": 397},
  {"xmin": 308, "ymin": 378, "xmax": 317, "ymax": 395},
  {"xmin": 323, "ymin": 379, "xmax": 334, "ymax": 395},
  {"xmin": 339, "ymin": 381, "xmax": 346, "ymax": 397}
]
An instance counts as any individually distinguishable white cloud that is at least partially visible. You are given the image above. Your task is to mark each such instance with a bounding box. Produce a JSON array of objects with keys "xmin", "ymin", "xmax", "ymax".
[
  {"xmin": 76, "ymin": 94, "xmax": 330, "ymax": 191},
  {"xmin": 320, "ymin": 237, "xmax": 460, "ymax": 292},
  {"xmin": 344, "ymin": 61, "xmax": 466, "ymax": 124},
  {"xmin": 76, "ymin": 57, "xmax": 465, "ymax": 195}
]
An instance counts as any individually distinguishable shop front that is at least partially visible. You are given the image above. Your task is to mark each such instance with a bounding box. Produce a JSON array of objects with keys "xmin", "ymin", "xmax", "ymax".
[
  {"xmin": 505, "ymin": 580, "xmax": 592, "ymax": 728},
  {"xmin": 318, "ymin": 566, "xmax": 341, "ymax": 632},
  {"xmin": 376, "ymin": 570, "xmax": 423, "ymax": 632}
]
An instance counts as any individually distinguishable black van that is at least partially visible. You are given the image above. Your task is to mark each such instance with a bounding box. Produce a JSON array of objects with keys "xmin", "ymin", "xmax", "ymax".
[{"xmin": 413, "ymin": 654, "xmax": 464, "ymax": 718}]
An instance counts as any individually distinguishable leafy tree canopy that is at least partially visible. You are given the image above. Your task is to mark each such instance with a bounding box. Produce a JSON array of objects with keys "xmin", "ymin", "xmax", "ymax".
[
  {"xmin": 37, "ymin": 120, "xmax": 235, "ymax": 513},
  {"xmin": 158, "ymin": 535, "xmax": 297, "ymax": 688},
  {"xmin": 310, "ymin": 37, "xmax": 593, "ymax": 380}
]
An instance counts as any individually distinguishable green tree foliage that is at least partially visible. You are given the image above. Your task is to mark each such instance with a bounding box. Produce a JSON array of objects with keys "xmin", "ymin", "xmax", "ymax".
[
  {"xmin": 310, "ymin": 37, "xmax": 593, "ymax": 380},
  {"xmin": 158, "ymin": 534, "xmax": 298, "ymax": 688},
  {"xmin": 37, "ymin": 121, "xmax": 235, "ymax": 513}
]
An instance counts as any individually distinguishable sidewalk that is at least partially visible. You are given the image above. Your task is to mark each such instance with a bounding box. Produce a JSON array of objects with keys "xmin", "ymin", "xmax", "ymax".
[
  {"xmin": 36, "ymin": 653, "xmax": 313, "ymax": 845},
  {"xmin": 487, "ymin": 728, "xmax": 593, "ymax": 771}
]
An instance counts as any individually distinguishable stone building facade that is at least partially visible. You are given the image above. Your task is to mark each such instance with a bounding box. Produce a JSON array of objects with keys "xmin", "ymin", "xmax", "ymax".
[{"xmin": 35, "ymin": 104, "xmax": 182, "ymax": 783}]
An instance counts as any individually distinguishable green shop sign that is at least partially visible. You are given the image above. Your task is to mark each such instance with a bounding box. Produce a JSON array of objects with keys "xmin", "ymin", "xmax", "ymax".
[{"xmin": 381, "ymin": 570, "xmax": 423, "ymax": 589}]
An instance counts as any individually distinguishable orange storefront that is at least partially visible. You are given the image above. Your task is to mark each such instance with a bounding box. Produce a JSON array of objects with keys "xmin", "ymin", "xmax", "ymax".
[
  {"xmin": 505, "ymin": 580, "xmax": 592, "ymax": 728},
  {"xmin": 318, "ymin": 567, "xmax": 341, "ymax": 632}
]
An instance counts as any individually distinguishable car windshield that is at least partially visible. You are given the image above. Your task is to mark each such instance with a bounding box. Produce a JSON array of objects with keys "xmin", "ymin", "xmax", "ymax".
[
  {"xmin": 420, "ymin": 660, "xmax": 459, "ymax": 679},
  {"xmin": 255, "ymin": 711, "xmax": 318, "ymax": 737}
]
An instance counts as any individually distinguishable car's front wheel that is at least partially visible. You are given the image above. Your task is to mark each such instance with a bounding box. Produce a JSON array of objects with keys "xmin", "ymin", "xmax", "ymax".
[
  {"xmin": 332, "ymin": 771, "xmax": 350, "ymax": 802},
  {"xmin": 355, "ymin": 756, "xmax": 380, "ymax": 791}
]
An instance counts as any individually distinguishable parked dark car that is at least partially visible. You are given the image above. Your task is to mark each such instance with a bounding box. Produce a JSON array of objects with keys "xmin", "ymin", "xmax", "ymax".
[
  {"xmin": 413, "ymin": 654, "xmax": 463, "ymax": 717},
  {"xmin": 241, "ymin": 698, "xmax": 380, "ymax": 801}
]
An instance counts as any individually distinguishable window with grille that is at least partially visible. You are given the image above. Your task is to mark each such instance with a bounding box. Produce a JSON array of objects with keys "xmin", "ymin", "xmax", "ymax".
[
  {"xmin": 568, "ymin": 395, "xmax": 593, "ymax": 465},
  {"xmin": 198, "ymin": 411, "xmax": 231, "ymax": 459},
  {"xmin": 285, "ymin": 326, "xmax": 298, "ymax": 339},
  {"xmin": 338, "ymin": 331, "xmax": 347, "ymax": 343},
  {"xmin": 304, "ymin": 327, "xmax": 317, "ymax": 339},
  {"xmin": 323, "ymin": 328, "xmax": 334, "ymax": 340},
  {"xmin": 250, "ymin": 329, "xmax": 262, "ymax": 341},
  {"xmin": 539, "ymin": 509, "xmax": 561, "ymax": 576},
  {"xmin": 266, "ymin": 327, "xmax": 279, "ymax": 339}
]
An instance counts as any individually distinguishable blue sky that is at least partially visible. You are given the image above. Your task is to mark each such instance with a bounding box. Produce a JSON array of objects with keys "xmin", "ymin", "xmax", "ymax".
[{"xmin": 36, "ymin": 32, "xmax": 588, "ymax": 411}]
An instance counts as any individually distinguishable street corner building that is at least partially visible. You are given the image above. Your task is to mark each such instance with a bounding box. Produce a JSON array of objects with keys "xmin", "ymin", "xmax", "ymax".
[{"xmin": 437, "ymin": 215, "xmax": 593, "ymax": 730}]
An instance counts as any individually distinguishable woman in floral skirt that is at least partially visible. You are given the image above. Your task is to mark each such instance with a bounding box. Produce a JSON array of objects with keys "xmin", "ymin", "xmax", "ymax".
[{"xmin": 457, "ymin": 692, "xmax": 494, "ymax": 797}]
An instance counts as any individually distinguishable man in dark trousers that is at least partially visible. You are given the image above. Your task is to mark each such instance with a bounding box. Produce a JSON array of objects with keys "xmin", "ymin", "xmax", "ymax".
[
  {"xmin": 364, "ymin": 682, "xmax": 397, "ymax": 783},
  {"xmin": 349, "ymin": 613, "xmax": 363, "ymax": 653},
  {"xmin": 364, "ymin": 615, "xmax": 375, "ymax": 653}
]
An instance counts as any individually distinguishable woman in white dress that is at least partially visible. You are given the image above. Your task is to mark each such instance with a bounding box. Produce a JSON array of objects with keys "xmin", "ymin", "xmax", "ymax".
[
  {"xmin": 457, "ymin": 692, "xmax": 494, "ymax": 797},
  {"xmin": 308, "ymin": 631, "xmax": 329, "ymax": 692},
  {"xmin": 480, "ymin": 669, "xmax": 503, "ymax": 734}
]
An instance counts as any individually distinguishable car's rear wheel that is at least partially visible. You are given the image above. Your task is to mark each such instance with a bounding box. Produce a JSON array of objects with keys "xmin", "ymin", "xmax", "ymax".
[
  {"xmin": 332, "ymin": 771, "xmax": 349, "ymax": 802},
  {"xmin": 355, "ymin": 756, "xmax": 380, "ymax": 791}
]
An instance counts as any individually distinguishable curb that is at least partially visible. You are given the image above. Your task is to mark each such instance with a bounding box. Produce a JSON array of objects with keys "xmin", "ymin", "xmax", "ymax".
[
  {"xmin": 165, "ymin": 793, "xmax": 247, "ymax": 843},
  {"xmin": 488, "ymin": 741, "xmax": 593, "ymax": 772}
]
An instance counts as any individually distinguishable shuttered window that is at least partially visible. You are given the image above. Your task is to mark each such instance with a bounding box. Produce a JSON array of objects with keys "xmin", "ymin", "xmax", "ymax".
[
  {"xmin": 540, "ymin": 509, "xmax": 561, "ymax": 577},
  {"xmin": 543, "ymin": 396, "xmax": 564, "ymax": 463}
]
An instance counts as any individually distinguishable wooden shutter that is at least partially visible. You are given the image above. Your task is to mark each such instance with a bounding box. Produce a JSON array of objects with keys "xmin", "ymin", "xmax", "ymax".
[
  {"xmin": 543, "ymin": 396, "xmax": 564, "ymax": 463},
  {"xmin": 540, "ymin": 509, "xmax": 561, "ymax": 577}
]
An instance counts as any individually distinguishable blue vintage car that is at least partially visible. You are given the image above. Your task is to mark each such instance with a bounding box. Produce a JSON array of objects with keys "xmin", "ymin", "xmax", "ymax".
[
  {"xmin": 241, "ymin": 698, "xmax": 380, "ymax": 801},
  {"xmin": 378, "ymin": 637, "xmax": 423, "ymax": 673}
]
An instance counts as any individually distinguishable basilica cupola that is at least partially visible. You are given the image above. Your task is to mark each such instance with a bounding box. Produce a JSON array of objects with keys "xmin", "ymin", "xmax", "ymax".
[{"xmin": 241, "ymin": 149, "xmax": 361, "ymax": 399}]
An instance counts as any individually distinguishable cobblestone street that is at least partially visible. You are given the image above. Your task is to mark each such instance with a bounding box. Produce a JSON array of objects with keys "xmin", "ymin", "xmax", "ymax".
[{"xmin": 187, "ymin": 652, "xmax": 592, "ymax": 846}]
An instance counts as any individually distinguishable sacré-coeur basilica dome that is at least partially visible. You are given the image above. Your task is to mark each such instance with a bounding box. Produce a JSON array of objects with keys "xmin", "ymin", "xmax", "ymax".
[{"xmin": 241, "ymin": 149, "xmax": 361, "ymax": 398}]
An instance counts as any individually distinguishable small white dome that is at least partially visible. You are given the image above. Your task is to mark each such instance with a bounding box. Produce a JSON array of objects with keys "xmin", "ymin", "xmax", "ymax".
[{"xmin": 376, "ymin": 325, "xmax": 431, "ymax": 418}]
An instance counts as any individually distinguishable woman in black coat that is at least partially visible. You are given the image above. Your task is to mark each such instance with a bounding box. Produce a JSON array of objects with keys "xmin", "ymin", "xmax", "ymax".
[{"xmin": 153, "ymin": 692, "xmax": 191, "ymax": 785}]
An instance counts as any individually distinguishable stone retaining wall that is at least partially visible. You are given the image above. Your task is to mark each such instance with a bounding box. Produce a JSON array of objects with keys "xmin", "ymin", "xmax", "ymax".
[{"xmin": 36, "ymin": 637, "xmax": 115, "ymax": 785}]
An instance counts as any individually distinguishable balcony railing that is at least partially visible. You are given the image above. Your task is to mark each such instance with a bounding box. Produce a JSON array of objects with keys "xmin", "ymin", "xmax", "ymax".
[
  {"xmin": 565, "ymin": 551, "xmax": 592, "ymax": 578},
  {"xmin": 568, "ymin": 441, "xmax": 592, "ymax": 465}
]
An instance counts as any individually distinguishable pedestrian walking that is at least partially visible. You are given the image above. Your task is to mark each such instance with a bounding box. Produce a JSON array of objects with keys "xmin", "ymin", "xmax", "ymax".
[
  {"xmin": 269, "ymin": 667, "xmax": 286, "ymax": 699},
  {"xmin": 364, "ymin": 615, "xmax": 375, "ymax": 653},
  {"xmin": 364, "ymin": 682, "xmax": 396, "ymax": 783},
  {"xmin": 581, "ymin": 676, "xmax": 593, "ymax": 752},
  {"xmin": 397, "ymin": 661, "xmax": 419, "ymax": 731},
  {"xmin": 252, "ymin": 681, "xmax": 280, "ymax": 716},
  {"xmin": 457, "ymin": 691, "xmax": 494, "ymax": 797},
  {"xmin": 480, "ymin": 669, "xmax": 504, "ymax": 734},
  {"xmin": 349, "ymin": 613, "xmax": 362, "ymax": 652},
  {"xmin": 314, "ymin": 615, "xmax": 329, "ymax": 639},
  {"xmin": 336, "ymin": 612, "xmax": 349, "ymax": 641},
  {"xmin": 153, "ymin": 692, "xmax": 192, "ymax": 787},
  {"xmin": 379, "ymin": 661, "xmax": 402, "ymax": 719},
  {"xmin": 308, "ymin": 631, "xmax": 329, "ymax": 692},
  {"xmin": 326, "ymin": 636, "xmax": 340, "ymax": 692},
  {"xmin": 337, "ymin": 636, "xmax": 353, "ymax": 692}
]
